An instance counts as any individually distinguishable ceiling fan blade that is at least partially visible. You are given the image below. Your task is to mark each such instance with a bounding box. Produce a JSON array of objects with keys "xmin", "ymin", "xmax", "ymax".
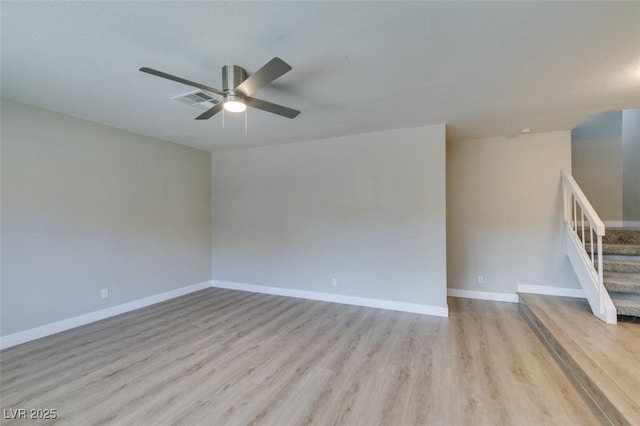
[
  {"xmin": 246, "ymin": 97, "xmax": 300, "ymax": 119},
  {"xmin": 195, "ymin": 102, "xmax": 224, "ymax": 120},
  {"xmin": 139, "ymin": 67, "xmax": 225, "ymax": 96},
  {"xmin": 235, "ymin": 57, "xmax": 292, "ymax": 96}
]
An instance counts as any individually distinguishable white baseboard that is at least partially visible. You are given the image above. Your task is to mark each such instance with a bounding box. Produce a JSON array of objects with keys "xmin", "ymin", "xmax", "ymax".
[
  {"xmin": 447, "ymin": 288, "xmax": 519, "ymax": 303},
  {"xmin": 0, "ymin": 281, "xmax": 212, "ymax": 350},
  {"xmin": 517, "ymin": 284, "xmax": 585, "ymax": 299},
  {"xmin": 604, "ymin": 220, "xmax": 640, "ymax": 229},
  {"xmin": 211, "ymin": 280, "xmax": 449, "ymax": 317}
]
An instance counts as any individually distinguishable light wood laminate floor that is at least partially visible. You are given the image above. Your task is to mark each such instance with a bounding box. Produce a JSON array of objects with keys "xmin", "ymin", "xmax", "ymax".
[
  {"xmin": 1, "ymin": 289, "xmax": 598, "ymax": 425},
  {"xmin": 520, "ymin": 293, "xmax": 640, "ymax": 424}
]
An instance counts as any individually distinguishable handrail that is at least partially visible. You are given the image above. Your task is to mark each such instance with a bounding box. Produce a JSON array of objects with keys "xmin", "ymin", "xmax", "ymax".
[
  {"xmin": 561, "ymin": 171, "xmax": 605, "ymax": 235},
  {"xmin": 561, "ymin": 170, "xmax": 615, "ymax": 323}
]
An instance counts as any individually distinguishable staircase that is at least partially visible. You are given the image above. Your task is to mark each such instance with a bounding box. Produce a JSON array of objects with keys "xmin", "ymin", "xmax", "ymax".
[
  {"xmin": 561, "ymin": 170, "xmax": 640, "ymax": 322},
  {"xmin": 600, "ymin": 228, "xmax": 640, "ymax": 319}
]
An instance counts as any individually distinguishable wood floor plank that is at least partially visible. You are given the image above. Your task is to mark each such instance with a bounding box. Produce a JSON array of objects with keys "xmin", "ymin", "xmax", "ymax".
[{"xmin": 1, "ymin": 289, "xmax": 599, "ymax": 425}]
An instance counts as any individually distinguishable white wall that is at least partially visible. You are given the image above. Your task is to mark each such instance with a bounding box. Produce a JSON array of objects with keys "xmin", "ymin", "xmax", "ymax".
[
  {"xmin": 212, "ymin": 125, "xmax": 447, "ymax": 309},
  {"xmin": 622, "ymin": 109, "xmax": 640, "ymax": 221},
  {"xmin": 571, "ymin": 111, "xmax": 623, "ymax": 221},
  {"xmin": 447, "ymin": 131, "xmax": 580, "ymax": 295},
  {"xmin": 1, "ymin": 99, "xmax": 212, "ymax": 336}
]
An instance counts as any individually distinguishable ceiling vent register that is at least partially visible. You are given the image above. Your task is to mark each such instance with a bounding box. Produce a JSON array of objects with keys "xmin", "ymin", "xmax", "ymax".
[{"xmin": 172, "ymin": 90, "xmax": 219, "ymax": 111}]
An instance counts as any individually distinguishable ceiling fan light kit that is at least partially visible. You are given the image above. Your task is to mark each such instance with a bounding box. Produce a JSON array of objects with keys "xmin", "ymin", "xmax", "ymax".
[
  {"xmin": 139, "ymin": 57, "xmax": 300, "ymax": 124},
  {"xmin": 223, "ymin": 95, "xmax": 246, "ymax": 113}
]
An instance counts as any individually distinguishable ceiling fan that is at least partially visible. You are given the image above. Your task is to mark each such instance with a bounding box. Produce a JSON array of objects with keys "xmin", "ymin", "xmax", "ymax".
[{"xmin": 139, "ymin": 57, "xmax": 300, "ymax": 120}]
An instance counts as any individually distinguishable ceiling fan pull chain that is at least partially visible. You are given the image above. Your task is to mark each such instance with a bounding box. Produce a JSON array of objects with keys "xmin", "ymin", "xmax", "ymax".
[
  {"xmin": 244, "ymin": 109, "xmax": 248, "ymax": 137},
  {"xmin": 222, "ymin": 108, "xmax": 225, "ymax": 130}
]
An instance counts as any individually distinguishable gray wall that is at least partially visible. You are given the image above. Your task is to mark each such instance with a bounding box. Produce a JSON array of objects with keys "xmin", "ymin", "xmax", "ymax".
[
  {"xmin": 447, "ymin": 131, "xmax": 580, "ymax": 294},
  {"xmin": 1, "ymin": 99, "xmax": 212, "ymax": 336},
  {"xmin": 571, "ymin": 111, "xmax": 623, "ymax": 221},
  {"xmin": 212, "ymin": 125, "xmax": 447, "ymax": 308},
  {"xmin": 622, "ymin": 109, "xmax": 640, "ymax": 221}
]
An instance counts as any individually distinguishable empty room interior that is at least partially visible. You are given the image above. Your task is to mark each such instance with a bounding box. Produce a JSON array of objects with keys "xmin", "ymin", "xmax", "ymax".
[{"xmin": 1, "ymin": 2, "xmax": 639, "ymax": 425}]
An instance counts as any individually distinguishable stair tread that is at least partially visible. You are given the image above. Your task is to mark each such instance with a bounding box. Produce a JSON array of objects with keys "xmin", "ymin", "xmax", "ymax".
[
  {"xmin": 602, "ymin": 244, "xmax": 640, "ymax": 256},
  {"xmin": 580, "ymin": 227, "xmax": 640, "ymax": 246},
  {"xmin": 604, "ymin": 229, "xmax": 640, "ymax": 245},
  {"xmin": 604, "ymin": 277, "xmax": 640, "ymax": 294},
  {"xmin": 598, "ymin": 244, "xmax": 640, "ymax": 255},
  {"xmin": 603, "ymin": 259, "xmax": 640, "ymax": 273}
]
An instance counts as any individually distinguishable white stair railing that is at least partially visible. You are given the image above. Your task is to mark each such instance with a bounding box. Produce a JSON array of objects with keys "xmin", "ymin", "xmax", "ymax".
[{"xmin": 561, "ymin": 170, "xmax": 616, "ymax": 324}]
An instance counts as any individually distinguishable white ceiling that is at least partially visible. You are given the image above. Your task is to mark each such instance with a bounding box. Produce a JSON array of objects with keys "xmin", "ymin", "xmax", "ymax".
[{"xmin": 2, "ymin": 1, "xmax": 639, "ymax": 151}]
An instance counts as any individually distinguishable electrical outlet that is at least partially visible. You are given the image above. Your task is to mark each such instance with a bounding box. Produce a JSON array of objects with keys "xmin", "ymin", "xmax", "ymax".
[
  {"xmin": 331, "ymin": 278, "xmax": 338, "ymax": 287},
  {"xmin": 477, "ymin": 275, "xmax": 484, "ymax": 284},
  {"xmin": 101, "ymin": 288, "xmax": 109, "ymax": 299}
]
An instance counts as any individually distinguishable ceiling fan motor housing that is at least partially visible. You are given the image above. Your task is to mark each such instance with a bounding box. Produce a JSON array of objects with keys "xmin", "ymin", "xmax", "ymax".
[{"xmin": 222, "ymin": 65, "xmax": 247, "ymax": 93}]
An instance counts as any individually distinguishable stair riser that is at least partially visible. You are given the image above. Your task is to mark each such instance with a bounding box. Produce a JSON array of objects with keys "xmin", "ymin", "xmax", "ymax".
[
  {"xmin": 615, "ymin": 306, "xmax": 640, "ymax": 317},
  {"xmin": 610, "ymin": 292, "xmax": 640, "ymax": 300},
  {"xmin": 610, "ymin": 294, "xmax": 640, "ymax": 317},
  {"xmin": 603, "ymin": 254, "xmax": 640, "ymax": 262}
]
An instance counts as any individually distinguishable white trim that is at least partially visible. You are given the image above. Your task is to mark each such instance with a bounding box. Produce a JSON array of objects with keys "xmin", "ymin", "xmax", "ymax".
[
  {"xmin": 561, "ymin": 170, "xmax": 605, "ymax": 235},
  {"xmin": 211, "ymin": 280, "xmax": 449, "ymax": 317},
  {"xmin": 447, "ymin": 288, "xmax": 519, "ymax": 303},
  {"xmin": 517, "ymin": 283, "xmax": 586, "ymax": 299},
  {"xmin": 603, "ymin": 220, "xmax": 640, "ymax": 229},
  {"xmin": 0, "ymin": 281, "xmax": 212, "ymax": 350}
]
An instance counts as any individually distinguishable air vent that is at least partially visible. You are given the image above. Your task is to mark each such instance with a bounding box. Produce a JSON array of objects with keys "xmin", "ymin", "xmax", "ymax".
[
  {"xmin": 186, "ymin": 92, "xmax": 214, "ymax": 103},
  {"xmin": 172, "ymin": 90, "xmax": 219, "ymax": 111}
]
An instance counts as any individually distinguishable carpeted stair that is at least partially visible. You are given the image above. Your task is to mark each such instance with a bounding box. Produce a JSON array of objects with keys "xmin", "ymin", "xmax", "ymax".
[{"xmin": 600, "ymin": 228, "xmax": 640, "ymax": 319}]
